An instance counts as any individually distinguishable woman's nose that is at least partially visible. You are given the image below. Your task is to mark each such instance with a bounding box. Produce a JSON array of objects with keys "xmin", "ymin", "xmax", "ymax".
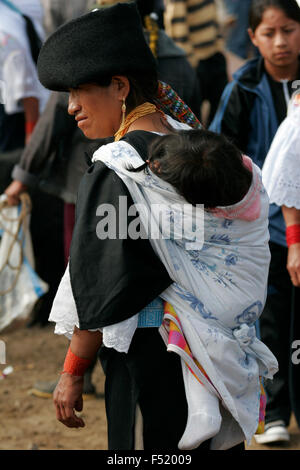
[
  {"xmin": 68, "ymin": 91, "xmax": 81, "ymax": 115},
  {"xmin": 274, "ymin": 31, "xmax": 288, "ymax": 48}
]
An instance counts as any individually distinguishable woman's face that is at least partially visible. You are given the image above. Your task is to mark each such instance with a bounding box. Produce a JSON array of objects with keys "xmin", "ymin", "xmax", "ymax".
[
  {"xmin": 249, "ymin": 8, "xmax": 300, "ymax": 70},
  {"xmin": 68, "ymin": 79, "xmax": 126, "ymax": 139}
]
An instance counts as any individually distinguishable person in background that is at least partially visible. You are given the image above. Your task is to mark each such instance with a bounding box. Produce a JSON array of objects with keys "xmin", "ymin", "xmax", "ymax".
[
  {"xmin": 0, "ymin": 0, "xmax": 64, "ymax": 336},
  {"xmin": 164, "ymin": 0, "xmax": 228, "ymax": 125},
  {"xmin": 0, "ymin": 0, "xmax": 66, "ymax": 334},
  {"xmin": 261, "ymin": 92, "xmax": 300, "ymax": 444},
  {"xmin": 223, "ymin": 0, "xmax": 254, "ymax": 59},
  {"xmin": 40, "ymin": 0, "xmax": 96, "ymax": 37},
  {"xmin": 210, "ymin": 0, "xmax": 300, "ymax": 445},
  {"xmin": 0, "ymin": 0, "xmax": 49, "ymax": 156}
]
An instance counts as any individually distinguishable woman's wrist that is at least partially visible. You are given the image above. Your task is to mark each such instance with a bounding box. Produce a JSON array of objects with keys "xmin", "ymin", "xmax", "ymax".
[{"xmin": 61, "ymin": 346, "xmax": 92, "ymax": 376}]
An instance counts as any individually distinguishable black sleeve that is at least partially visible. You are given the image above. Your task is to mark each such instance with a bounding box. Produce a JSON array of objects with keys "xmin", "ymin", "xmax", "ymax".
[
  {"xmin": 69, "ymin": 160, "xmax": 172, "ymax": 330},
  {"xmin": 14, "ymin": 92, "xmax": 75, "ymax": 178},
  {"xmin": 218, "ymin": 83, "xmax": 255, "ymax": 154}
]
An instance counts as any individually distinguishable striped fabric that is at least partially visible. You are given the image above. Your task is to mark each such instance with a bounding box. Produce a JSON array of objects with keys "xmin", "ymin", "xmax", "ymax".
[
  {"xmin": 164, "ymin": 0, "xmax": 223, "ymax": 67},
  {"xmin": 162, "ymin": 301, "xmax": 266, "ymax": 435},
  {"xmin": 155, "ymin": 80, "xmax": 202, "ymax": 129},
  {"xmin": 161, "ymin": 302, "xmax": 219, "ymax": 394},
  {"xmin": 256, "ymin": 380, "xmax": 266, "ymax": 434}
]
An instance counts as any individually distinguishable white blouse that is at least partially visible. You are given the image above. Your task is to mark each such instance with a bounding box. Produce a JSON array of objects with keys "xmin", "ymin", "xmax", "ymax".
[
  {"xmin": 0, "ymin": 2, "xmax": 49, "ymax": 114},
  {"xmin": 262, "ymin": 95, "xmax": 300, "ymax": 209}
]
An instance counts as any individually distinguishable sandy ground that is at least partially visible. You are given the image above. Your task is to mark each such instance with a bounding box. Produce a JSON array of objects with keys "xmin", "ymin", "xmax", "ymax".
[
  {"xmin": 0, "ymin": 322, "xmax": 300, "ymax": 451},
  {"xmin": 0, "ymin": 322, "xmax": 107, "ymax": 450}
]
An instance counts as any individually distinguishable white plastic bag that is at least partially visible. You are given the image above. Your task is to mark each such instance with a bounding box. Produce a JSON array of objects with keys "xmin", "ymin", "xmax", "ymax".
[{"xmin": 0, "ymin": 193, "xmax": 48, "ymax": 331}]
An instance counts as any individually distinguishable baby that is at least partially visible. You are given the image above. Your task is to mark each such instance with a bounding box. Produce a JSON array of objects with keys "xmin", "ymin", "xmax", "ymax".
[
  {"xmin": 146, "ymin": 128, "xmax": 252, "ymax": 209},
  {"xmin": 137, "ymin": 129, "xmax": 274, "ymax": 449}
]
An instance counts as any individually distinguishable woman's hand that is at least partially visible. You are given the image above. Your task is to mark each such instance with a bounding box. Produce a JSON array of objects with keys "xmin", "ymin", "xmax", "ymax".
[
  {"xmin": 53, "ymin": 373, "xmax": 85, "ymax": 428},
  {"xmin": 53, "ymin": 328, "xmax": 102, "ymax": 428},
  {"xmin": 4, "ymin": 180, "xmax": 28, "ymax": 206},
  {"xmin": 287, "ymin": 243, "xmax": 300, "ymax": 287}
]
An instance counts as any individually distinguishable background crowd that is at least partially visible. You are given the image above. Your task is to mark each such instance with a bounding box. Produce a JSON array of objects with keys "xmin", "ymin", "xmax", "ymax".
[{"xmin": 1, "ymin": 0, "xmax": 300, "ymax": 448}]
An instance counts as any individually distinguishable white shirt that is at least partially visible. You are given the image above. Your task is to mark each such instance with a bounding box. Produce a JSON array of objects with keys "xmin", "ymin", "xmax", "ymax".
[
  {"xmin": 262, "ymin": 95, "xmax": 300, "ymax": 210},
  {"xmin": 0, "ymin": 1, "xmax": 49, "ymax": 114}
]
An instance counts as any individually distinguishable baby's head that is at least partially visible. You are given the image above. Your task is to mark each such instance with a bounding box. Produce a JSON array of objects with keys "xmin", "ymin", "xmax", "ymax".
[{"xmin": 147, "ymin": 129, "xmax": 252, "ymax": 208}]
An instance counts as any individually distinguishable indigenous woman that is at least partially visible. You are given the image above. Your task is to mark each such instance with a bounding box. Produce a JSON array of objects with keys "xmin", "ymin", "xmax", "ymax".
[{"xmin": 37, "ymin": 3, "xmax": 275, "ymax": 451}]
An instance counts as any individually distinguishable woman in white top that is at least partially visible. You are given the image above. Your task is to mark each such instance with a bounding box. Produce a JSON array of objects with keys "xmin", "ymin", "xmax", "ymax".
[
  {"xmin": 262, "ymin": 93, "xmax": 300, "ymax": 287},
  {"xmin": 0, "ymin": 0, "xmax": 49, "ymax": 152}
]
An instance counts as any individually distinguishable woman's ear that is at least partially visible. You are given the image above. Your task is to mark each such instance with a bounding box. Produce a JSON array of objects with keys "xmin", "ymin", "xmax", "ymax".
[
  {"xmin": 248, "ymin": 28, "xmax": 258, "ymax": 48},
  {"xmin": 111, "ymin": 76, "xmax": 130, "ymax": 101}
]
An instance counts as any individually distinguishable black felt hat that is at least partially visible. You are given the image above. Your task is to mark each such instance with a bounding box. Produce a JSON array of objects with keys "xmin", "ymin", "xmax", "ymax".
[{"xmin": 37, "ymin": 2, "xmax": 157, "ymax": 91}]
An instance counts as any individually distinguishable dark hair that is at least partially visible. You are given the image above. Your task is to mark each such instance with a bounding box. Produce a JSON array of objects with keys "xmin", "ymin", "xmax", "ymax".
[
  {"xmin": 249, "ymin": 0, "xmax": 300, "ymax": 31},
  {"xmin": 146, "ymin": 129, "xmax": 252, "ymax": 209},
  {"xmin": 125, "ymin": 73, "xmax": 158, "ymax": 112},
  {"xmin": 96, "ymin": 71, "xmax": 158, "ymax": 113}
]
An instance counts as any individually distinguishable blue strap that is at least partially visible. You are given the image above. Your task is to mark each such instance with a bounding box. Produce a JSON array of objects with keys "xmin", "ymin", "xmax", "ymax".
[
  {"xmin": 0, "ymin": 0, "xmax": 22, "ymax": 15},
  {"xmin": 137, "ymin": 297, "xmax": 164, "ymax": 328}
]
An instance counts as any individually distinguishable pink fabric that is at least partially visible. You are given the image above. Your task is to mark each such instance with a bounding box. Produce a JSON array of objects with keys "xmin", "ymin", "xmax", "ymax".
[{"xmin": 211, "ymin": 156, "xmax": 261, "ymax": 222}]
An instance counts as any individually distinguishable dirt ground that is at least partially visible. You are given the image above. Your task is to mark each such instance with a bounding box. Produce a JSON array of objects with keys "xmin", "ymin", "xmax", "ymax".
[
  {"xmin": 0, "ymin": 322, "xmax": 107, "ymax": 450},
  {"xmin": 0, "ymin": 321, "xmax": 300, "ymax": 451}
]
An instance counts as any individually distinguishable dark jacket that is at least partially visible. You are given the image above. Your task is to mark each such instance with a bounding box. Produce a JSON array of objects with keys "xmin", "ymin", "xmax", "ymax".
[
  {"xmin": 12, "ymin": 92, "xmax": 102, "ymax": 203},
  {"xmin": 210, "ymin": 57, "xmax": 300, "ymax": 247}
]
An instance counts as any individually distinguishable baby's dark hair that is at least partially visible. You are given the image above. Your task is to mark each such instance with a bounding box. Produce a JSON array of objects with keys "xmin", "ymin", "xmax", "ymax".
[
  {"xmin": 147, "ymin": 129, "xmax": 252, "ymax": 208},
  {"xmin": 249, "ymin": 0, "xmax": 300, "ymax": 32}
]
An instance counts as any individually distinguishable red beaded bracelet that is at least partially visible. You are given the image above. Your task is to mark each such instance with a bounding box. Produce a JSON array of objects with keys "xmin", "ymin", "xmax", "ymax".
[
  {"xmin": 286, "ymin": 224, "xmax": 300, "ymax": 247},
  {"xmin": 61, "ymin": 346, "xmax": 92, "ymax": 376}
]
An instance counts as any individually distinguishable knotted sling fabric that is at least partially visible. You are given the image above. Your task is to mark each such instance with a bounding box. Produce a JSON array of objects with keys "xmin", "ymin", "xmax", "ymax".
[{"xmin": 37, "ymin": 3, "xmax": 157, "ymax": 92}]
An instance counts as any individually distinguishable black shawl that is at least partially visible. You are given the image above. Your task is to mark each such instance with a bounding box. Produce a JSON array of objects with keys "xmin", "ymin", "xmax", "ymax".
[{"xmin": 69, "ymin": 131, "xmax": 172, "ymax": 329}]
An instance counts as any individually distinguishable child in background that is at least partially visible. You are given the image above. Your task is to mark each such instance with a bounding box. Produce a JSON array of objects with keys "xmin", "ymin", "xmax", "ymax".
[{"xmin": 210, "ymin": 0, "xmax": 300, "ymax": 444}]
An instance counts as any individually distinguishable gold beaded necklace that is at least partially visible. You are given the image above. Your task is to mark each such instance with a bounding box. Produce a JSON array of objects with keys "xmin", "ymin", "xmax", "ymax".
[{"xmin": 114, "ymin": 102, "xmax": 165, "ymax": 141}]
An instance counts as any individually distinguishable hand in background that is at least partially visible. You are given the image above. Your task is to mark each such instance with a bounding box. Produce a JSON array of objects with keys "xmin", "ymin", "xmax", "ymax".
[
  {"xmin": 287, "ymin": 243, "xmax": 300, "ymax": 287},
  {"xmin": 4, "ymin": 180, "xmax": 28, "ymax": 206}
]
